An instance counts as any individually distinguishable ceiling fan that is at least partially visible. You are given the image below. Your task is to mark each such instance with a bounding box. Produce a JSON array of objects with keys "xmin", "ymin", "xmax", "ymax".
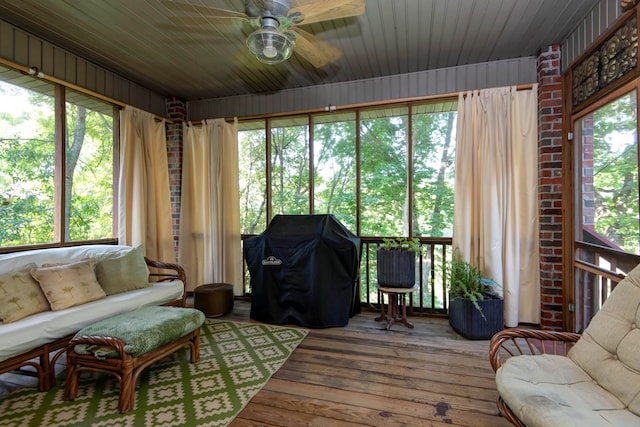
[{"xmin": 163, "ymin": 0, "xmax": 365, "ymax": 67}]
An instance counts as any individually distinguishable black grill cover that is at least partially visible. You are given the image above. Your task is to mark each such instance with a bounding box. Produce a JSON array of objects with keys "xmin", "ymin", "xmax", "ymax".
[{"xmin": 244, "ymin": 214, "xmax": 361, "ymax": 328}]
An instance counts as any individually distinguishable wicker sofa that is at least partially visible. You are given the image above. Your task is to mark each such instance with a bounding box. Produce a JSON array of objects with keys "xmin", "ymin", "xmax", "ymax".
[
  {"xmin": 489, "ymin": 263, "xmax": 640, "ymax": 426},
  {"xmin": 0, "ymin": 244, "xmax": 186, "ymax": 391}
]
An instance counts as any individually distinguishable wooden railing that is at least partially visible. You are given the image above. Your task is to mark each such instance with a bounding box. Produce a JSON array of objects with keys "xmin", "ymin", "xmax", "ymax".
[
  {"xmin": 574, "ymin": 241, "xmax": 640, "ymax": 332},
  {"xmin": 241, "ymin": 235, "xmax": 453, "ymax": 315}
]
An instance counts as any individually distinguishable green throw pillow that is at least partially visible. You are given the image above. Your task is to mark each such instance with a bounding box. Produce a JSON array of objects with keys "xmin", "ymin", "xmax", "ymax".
[{"xmin": 95, "ymin": 245, "xmax": 150, "ymax": 295}]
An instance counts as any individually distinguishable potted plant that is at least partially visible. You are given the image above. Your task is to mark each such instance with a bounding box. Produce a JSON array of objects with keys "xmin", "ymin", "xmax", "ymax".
[
  {"xmin": 376, "ymin": 237, "xmax": 422, "ymax": 288},
  {"xmin": 447, "ymin": 255, "xmax": 503, "ymax": 339}
]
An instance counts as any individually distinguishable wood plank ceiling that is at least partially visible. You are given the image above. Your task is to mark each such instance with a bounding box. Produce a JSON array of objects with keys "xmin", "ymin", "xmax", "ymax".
[{"xmin": 0, "ymin": 0, "xmax": 601, "ymax": 101}]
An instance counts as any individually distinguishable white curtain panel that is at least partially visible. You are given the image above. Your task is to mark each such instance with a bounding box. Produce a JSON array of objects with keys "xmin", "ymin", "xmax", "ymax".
[
  {"xmin": 453, "ymin": 85, "xmax": 540, "ymax": 327},
  {"xmin": 118, "ymin": 106, "xmax": 175, "ymax": 263},
  {"xmin": 179, "ymin": 119, "xmax": 242, "ymax": 293}
]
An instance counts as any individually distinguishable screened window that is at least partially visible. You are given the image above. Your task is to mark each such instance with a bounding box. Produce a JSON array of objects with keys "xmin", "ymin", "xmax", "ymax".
[
  {"xmin": 0, "ymin": 77, "xmax": 56, "ymax": 245},
  {"xmin": 65, "ymin": 90, "xmax": 114, "ymax": 241},
  {"xmin": 313, "ymin": 112, "xmax": 356, "ymax": 231},
  {"xmin": 360, "ymin": 106, "xmax": 409, "ymax": 236},
  {"xmin": 412, "ymin": 101, "xmax": 457, "ymax": 237},
  {"xmin": 237, "ymin": 100, "xmax": 457, "ymax": 239},
  {"xmin": 0, "ymin": 66, "xmax": 116, "ymax": 247},
  {"xmin": 271, "ymin": 116, "xmax": 309, "ymax": 215},
  {"xmin": 575, "ymin": 90, "xmax": 639, "ymax": 255},
  {"xmin": 238, "ymin": 120, "xmax": 267, "ymax": 234}
]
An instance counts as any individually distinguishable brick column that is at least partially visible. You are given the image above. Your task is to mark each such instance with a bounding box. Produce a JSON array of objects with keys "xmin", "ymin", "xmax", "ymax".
[
  {"xmin": 166, "ymin": 97, "xmax": 187, "ymax": 260},
  {"xmin": 537, "ymin": 45, "xmax": 564, "ymax": 330}
]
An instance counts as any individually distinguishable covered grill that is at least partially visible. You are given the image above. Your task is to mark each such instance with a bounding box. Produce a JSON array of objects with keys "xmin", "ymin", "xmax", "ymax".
[{"xmin": 243, "ymin": 214, "xmax": 360, "ymax": 328}]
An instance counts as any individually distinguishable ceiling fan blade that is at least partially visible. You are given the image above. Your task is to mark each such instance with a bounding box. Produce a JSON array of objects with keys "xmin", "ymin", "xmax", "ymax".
[
  {"xmin": 289, "ymin": 0, "xmax": 365, "ymax": 25},
  {"xmin": 290, "ymin": 28, "xmax": 342, "ymax": 68},
  {"xmin": 162, "ymin": 0, "xmax": 249, "ymax": 19},
  {"xmin": 168, "ymin": 15, "xmax": 252, "ymax": 27}
]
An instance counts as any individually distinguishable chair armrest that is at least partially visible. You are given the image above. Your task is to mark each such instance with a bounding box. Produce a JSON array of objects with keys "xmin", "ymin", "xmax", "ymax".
[
  {"xmin": 144, "ymin": 257, "xmax": 187, "ymax": 307},
  {"xmin": 489, "ymin": 328, "xmax": 581, "ymax": 372},
  {"xmin": 69, "ymin": 335, "xmax": 128, "ymax": 360}
]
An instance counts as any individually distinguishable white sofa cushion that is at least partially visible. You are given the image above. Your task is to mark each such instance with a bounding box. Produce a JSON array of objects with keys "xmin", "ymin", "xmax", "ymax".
[
  {"xmin": 0, "ymin": 280, "xmax": 183, "ymax": 362},
  {"xmin": 0, "ymin": 245, "xmax": 184, "ymax": 363},
  {"xmin": 0, "ymin": 245, "xmax": 147, "ymax": 273}
]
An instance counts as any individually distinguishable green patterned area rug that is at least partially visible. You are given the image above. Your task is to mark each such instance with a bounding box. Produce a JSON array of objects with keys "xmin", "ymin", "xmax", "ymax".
[{"xmin": 1, "ymin": 320, "xmax": 308, "ymax": 427}]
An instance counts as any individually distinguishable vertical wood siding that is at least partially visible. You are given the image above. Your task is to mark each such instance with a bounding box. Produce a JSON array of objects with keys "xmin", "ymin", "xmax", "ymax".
[
  {"xmin": 188, "ymin": 57, "xmax": 537, "ymax": 120},
  {"xmin": 562, "ymin": 0, "xmax": 623, "ymax": 71},
  {"xmin": 0, "ymin": 19, "xmax": 166, "ymax": 116}
]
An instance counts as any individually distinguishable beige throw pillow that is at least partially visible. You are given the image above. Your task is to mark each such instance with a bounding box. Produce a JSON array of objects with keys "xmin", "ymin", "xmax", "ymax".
[
  {"xmin": 31, "ymin": 258, "xmax": 106, "ymax": 311},
  {"xmin": 95, "ymin": 245, "xmax": 150, "ymax": 295},
  {"xmin": 0, "ymin": 263, "xmax": 51, "ymax": 323}
]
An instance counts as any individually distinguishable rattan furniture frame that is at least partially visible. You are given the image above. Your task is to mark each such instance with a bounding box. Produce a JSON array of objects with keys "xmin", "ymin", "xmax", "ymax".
[
  {"xmin": 0, "ymin": 257, "xmax": 186, "ymax": 392},
  {"xmin": 489, "ymin": 328, "xmax": 581, "ymax": 426},
  {"xmin": 64, "ymin": 326, "xmax": 201, "ymax": 413}
]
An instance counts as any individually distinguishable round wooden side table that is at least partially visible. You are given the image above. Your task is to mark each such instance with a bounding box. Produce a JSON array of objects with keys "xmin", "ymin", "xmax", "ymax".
[
  {"xmin": 193, "ymin": 283, "xmax": 234, "ymax": 317},
  {"xmin": 375, "ymin": 284, "xmax": 418, "ymax": 330}
]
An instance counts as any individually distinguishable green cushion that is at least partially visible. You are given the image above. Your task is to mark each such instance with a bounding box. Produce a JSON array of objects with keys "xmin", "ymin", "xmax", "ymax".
[
  {"xmin": 95, "ymin": 245, "xmax": 150, "ymax": 295},
  {"xmin": 74, "ymin": 306, "xmax": 205, "ymax": 358}
]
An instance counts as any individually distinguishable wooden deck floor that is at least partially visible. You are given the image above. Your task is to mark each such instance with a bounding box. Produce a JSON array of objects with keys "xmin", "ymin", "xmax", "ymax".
[
  {"xmin": 227, "ymin": 301, "xmax": 511, "ymax": 427},
  {"xmin": 0, "ymin": 300, "xmax": 510, "ymax": 426}
]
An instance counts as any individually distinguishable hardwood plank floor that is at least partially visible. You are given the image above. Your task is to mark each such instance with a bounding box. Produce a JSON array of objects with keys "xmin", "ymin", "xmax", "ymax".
[
  {"xmin": 226, "ymin": 301, "xmax": 511, "ymax": 427},
  {"xmin": 0, "ymin": 300, "xmax": 511, "ymax": 426}
]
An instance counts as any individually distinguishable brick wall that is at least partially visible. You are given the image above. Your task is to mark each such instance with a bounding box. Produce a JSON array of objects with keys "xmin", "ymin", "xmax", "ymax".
[
  {"xmin": 537, "ymin": 45, "xmax": 564, "ymax": 330},
  {"xmin": 165, "ymin": 97, "xmax": 186, "ymax": 260}
]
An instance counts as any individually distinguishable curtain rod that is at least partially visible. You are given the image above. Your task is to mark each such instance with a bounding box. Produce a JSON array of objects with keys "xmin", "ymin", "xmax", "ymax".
[
  {"xmin": 0, "ymin": 57, "xmax": 172, "ymax": 124},
  {"xmin": 185, "ymin": 83, "xmax": 535, "ymax": 125}
]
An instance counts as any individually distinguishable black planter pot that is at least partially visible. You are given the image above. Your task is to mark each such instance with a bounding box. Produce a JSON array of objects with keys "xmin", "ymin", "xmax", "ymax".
[
  {"xmin": 448, "ymin": 294, "xmax": 504, "ymax": 340},
  {"xmin": 376, "ymin": 248, "xmax": 416, "ymax": 288}
]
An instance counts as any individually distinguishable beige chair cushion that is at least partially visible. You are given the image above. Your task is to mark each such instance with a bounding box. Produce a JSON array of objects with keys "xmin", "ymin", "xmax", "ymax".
[
  {"xmin": 0, "ymin": 263, "xmax": 50, "ymax": 323},
  {"xmin": 568, "ymin": 262, "xmax": 640, "ymax": 416},
  {"xmin": 95, "ymin": 245, "xmax": 150, "ymax": 295},
  {"xmin": 31, "ymin": 258, "xmax": 106, "ymax": 311},
  {"xmin": 496, "ymin": 354, "xmax": 637, "ymax": 427}
]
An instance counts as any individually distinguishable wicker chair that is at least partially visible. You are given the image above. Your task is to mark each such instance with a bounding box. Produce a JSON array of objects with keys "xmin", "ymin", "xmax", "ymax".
[
  {"xmin": 489, "ymin": 329, "xmax": 581, "ymax": 426},
  {"xmin": 489, "ymin": 263, "xmax": 640, "ymax": 427}
]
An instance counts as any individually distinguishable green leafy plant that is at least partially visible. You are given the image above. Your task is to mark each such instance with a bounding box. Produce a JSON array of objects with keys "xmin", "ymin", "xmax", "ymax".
[
  {"xmin": 448, "ymin": 255, "xmax": 500, "ymax": 318},
  {"xmin": 379, "ymin": 237, "xmax": 424, "ymax": 254}
]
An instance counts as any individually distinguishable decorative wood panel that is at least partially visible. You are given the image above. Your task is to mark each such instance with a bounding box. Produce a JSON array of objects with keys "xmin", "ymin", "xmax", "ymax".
[{"xmin": 571, "ymin": 9, "xmax": 639, "ymax": 109}]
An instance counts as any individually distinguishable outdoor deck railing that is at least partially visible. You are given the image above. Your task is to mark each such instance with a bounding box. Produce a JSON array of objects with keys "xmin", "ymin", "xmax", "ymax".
[
  {"xmin": 574, "ymin": 241, "xmax": 640, "ymax": 332},
  {"xmin": 241, "ymin": 235, "xmax": 453, "ymax": 315}
]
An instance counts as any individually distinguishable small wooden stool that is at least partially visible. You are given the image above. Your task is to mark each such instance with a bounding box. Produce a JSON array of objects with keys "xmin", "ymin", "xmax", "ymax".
[
  {"xmin": 64, "ymin": 306, "xmax": 204, "ymax": 413},
  {"xmin": 375, "ymin": 285, "xmax": 418, "ymax": 330}
]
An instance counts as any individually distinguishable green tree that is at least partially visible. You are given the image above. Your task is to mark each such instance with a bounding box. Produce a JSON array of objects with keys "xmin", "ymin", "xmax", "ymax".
[
  {"xmin": 313, "ymin": 113, "xmax": 357, "ymax": 231},
  {"xmin": 271, "ymin": 122, "xmax": 309, "ymax": 215},
  {"xmin": 0, "ymin": 81, "xmax": 113, "ymax": 246},
  {"xmin": 591, "ymin": 92, "xmax": 639, "ymax": 254},
  {"xmin": 239, "ymin": 127, "xmax": 267, "ymax": 234},
  {"xmin": 360, "ymin": 111, "xmax": 409, "ymax": 236}
]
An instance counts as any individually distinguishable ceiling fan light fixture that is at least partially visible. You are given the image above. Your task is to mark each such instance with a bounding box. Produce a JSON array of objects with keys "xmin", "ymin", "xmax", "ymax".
[{"xmin": 246, "ymin": 17, "xmax": 293, "ymax": 64}]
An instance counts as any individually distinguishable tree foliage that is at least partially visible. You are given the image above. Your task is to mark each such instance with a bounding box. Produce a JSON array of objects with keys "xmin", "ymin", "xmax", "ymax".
[
  {"xmin": 590, "ymin": 91, "xmax": 639, "ymax": 254},
  {"xmin": 0, "ymin": 81, "xmax": 113, "ymax": 246},
  {"xmin": 237, "ymin": 104, "xmax": 457, "ymax": 239}
]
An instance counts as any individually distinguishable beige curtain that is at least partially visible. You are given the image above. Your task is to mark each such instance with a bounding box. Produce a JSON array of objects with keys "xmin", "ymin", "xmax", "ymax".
[
  {"xmin": 179, "ymin": 118, "xmax": 242, "ymax": 293},
  {"xmin": 453, "ymin": 85, "xmax": 540, "ymax": 327},
  {"xmin": 118, "ymin": 106, "xmax": 175, "ymax": 263}
]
